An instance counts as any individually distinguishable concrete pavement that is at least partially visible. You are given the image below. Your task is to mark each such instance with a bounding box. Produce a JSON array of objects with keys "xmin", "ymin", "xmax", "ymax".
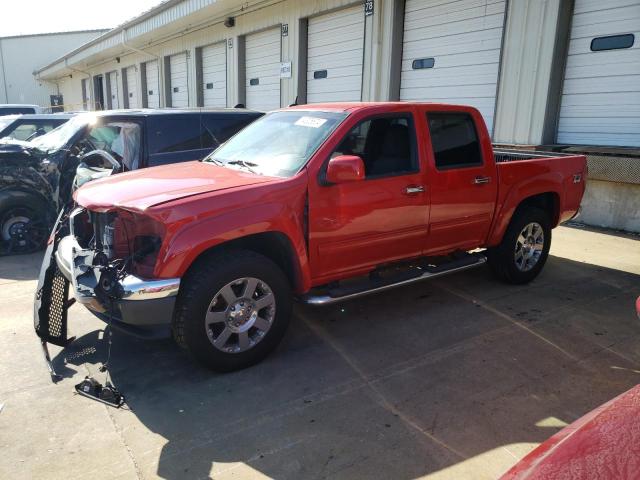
[{"xmin": 1, "ymin": 224, "xmax": 639, "ymax": 480}]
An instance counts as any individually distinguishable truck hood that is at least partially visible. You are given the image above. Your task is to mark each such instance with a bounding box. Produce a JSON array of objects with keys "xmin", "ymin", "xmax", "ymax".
[
  {"xmin": 74, "ymin": 160, "xmax": 277, "ymax": 212},
  {"xmin": 0, "ymin": 141, "xmax": 39, "ymax": 158}
]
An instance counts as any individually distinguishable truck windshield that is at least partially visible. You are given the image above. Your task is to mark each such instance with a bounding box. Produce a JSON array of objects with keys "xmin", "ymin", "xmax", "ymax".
[
  {"xmin": 30, "ymin": 114, "xmax": 90, "ymax": 152},
  {"xmin": 204, "ymin": 110, "xmax": 347, "ymax": 177},
  {"xmin": 0, "ymin": 116, "xmax": 17, "ymax": 132}
]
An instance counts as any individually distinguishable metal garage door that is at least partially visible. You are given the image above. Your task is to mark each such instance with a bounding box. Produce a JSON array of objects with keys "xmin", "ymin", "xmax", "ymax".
[
  {"xmin": 245, "ymin": 27, "xmax": 281, "ymax": 111},
  {"xmin": 202, "ymin": 42, "xmax": 227, "ymax": 108},
  {"xmin": 125, "ymin": 66, "xmax": 139, "ymax": 109},
  {"xmin": 108, "ymin": 71, "xmax": 119, "ymax": 109},
  {"xmin": 81, "ymin": 78, "xmax": 89, "ymax": 110},
  {"xmin": 145, "ymin": 60, "xmax": 160, "ymax": 108},
  {"xmin": 400, "ymin": 0, "xmax": 506, "ymax": 133},
  {"xmin": 307, "ymin": 5, "xmax": 365, "ymax": 103},
  {"xmin": 169, "ymin": 52, "xmax": 189, "ymax": 108},
  {"xmin": 558, "ymin": 0, "xmax": 640, "ymax": 146}
]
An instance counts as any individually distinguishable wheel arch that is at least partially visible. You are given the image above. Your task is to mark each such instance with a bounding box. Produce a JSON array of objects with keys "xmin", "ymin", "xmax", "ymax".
[
  {"xmin": 0, "ymin": 188, "xmax": 54, "ymax": 220},
  {"xmin": 515, "ymin": 192, "xmax": 560, "ymax": 225},
  {"xmin": 179, "ymin": 231, "xmax": 307, "ymax": 294},
  {"xmin": 488, "ymin": 189, "xmax": 561, "ymax": 247}
]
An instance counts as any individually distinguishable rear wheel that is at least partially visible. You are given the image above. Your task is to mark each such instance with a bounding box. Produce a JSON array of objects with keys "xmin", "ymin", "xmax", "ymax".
[
  {"xmin": 487, "ymin": 207, "xmax": 551, "ymax": 284},
  {"xmin": 173, "ymin": 250, "xmax": 292, "ymax": 372},
  {"xmin": 0, "ymin": 205, "xmax": 48, "ymax": 255}
]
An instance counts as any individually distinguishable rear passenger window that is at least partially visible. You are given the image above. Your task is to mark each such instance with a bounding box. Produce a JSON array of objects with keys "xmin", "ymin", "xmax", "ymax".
[
  {"xmin": 200, "ymin": 114, "xmax": 260, "ymax": 149},
  {"xmin": 427, "ymin": 113, "xmax": 483, "ymax": 170},
  {"xmin": 147, "ymin": 115, "xmax": 201, "ymax": 154}
]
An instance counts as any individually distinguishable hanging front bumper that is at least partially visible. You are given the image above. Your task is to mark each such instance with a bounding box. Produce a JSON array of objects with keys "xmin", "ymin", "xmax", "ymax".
[{"xmin": 54, "ymin": 234, "xmax": 180, "ymax": 337}]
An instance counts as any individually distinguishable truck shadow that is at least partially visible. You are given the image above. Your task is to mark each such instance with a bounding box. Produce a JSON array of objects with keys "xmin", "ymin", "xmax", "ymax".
[{"xmin": 52, "ymin": 255, "xmax": 640, "ymax": 479}]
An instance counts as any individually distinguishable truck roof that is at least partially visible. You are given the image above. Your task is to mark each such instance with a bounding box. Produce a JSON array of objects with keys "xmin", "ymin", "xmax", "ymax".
[
  {"xmin": 286, "ymin": 101, "xmax": 479, "ymax": 114},
  {"xmin": 90, "ymin": 108, "xmax": 262, "ymax": 117}
]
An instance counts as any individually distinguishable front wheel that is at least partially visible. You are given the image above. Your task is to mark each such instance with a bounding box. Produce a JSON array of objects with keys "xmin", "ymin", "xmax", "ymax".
[
  {"xmin": 173, "ymin": 250, "xmax": 292, "ymax": 372},
  {"xmin": 487, "ymin": 207, "xmax": 551, "ymax": 284},
  {"xmin": 0, "ymin": 205, "xmax": 48, "ymax": 255}
]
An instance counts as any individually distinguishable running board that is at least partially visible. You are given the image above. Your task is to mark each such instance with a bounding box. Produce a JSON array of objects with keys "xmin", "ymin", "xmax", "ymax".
[{"xmin": 298, "ymin": 253, "xmax": 487, "ymax": 306}]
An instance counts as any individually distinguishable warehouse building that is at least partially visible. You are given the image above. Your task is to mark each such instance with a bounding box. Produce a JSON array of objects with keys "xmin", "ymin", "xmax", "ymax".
[
  {"xmin": 35, "ymin": 0, "xmax": 640, "ymax": 232},
  {"xmin": 0, "ymin": 29, "xmax": 107, "ymax": 108}
]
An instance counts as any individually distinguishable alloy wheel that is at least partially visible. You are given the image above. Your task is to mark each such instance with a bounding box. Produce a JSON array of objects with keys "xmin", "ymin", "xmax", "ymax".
[
  {"xmin": 514, "ymin": 222, "xmax": 544, "ymax": 272},
  {"xmin": 205, "ymin": 277, "xmax": 276, "ymax": 353}
]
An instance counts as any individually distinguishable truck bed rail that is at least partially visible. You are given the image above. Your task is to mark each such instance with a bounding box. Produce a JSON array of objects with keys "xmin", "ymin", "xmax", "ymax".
[{"xmin": 493, "ymin": 148, "xmax": 577, "ymax": 163}]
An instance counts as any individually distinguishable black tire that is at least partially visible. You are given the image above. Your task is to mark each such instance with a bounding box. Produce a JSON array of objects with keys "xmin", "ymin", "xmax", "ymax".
[
  {"xmin": 487, "ymin": 207, "xmax": 551, "ymax": 284},
  {"xmin": 0, "ymin": 197, "xmax": 49, "ymax": 256},
  {"xmin": 173, "ymin": 249, "xmax": 292, "ymax": 372}
]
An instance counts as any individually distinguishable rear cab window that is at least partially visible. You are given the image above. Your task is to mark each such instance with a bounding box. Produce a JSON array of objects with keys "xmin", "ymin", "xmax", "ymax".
[{"xmin": 427, "ymin": 112, "xmax": 483, "ymax": 170}]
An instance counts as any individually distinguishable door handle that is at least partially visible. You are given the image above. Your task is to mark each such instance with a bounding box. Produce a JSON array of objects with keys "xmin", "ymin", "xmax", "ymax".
[
  {"xmin": 473, "ymin": 176, "xmax": 491, "ymax": 185},
  {"xmin": 404, "ymin": 185, "xmax": 425, "ymax": 195}
]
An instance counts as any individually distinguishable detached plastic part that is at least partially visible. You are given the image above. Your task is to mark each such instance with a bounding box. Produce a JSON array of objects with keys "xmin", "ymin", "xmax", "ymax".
[{"xmin": 74, "ymin": 376, "xmax": 125, "ymax": 408}]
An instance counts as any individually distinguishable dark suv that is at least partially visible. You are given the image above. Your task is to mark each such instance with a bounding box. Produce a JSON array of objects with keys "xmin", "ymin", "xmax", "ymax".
[{"xmin": 0, "ymin": 109, "xmax": 262, "ymax": 255}]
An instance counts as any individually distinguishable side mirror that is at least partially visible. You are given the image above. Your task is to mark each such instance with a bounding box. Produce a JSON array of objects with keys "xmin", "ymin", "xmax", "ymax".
[
  {"xmin": 326, "ymin": 155, "xmax": 365, "ymax": 184},
  {"xmin": 78, "ymin": 149, "xmax": 120, "ymax": 170},
  {"xmin": 73, "ymin": 149, "xmax": 121, "ymax": 190}
]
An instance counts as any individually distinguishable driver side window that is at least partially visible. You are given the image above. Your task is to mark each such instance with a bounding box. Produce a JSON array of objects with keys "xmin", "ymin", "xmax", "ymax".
[
  {"xmin": 80, "ymin": 122, "xmax": 141, "ymax": 170},
  {"xmin": 332, "ymin": 114, "xmax": 417, "ymax": 178}
]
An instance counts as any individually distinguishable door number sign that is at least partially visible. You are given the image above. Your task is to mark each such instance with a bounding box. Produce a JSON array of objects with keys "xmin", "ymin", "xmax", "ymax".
[{"xmin": 364, "ymin": 0, "xmax": 374, "ymax": 16}]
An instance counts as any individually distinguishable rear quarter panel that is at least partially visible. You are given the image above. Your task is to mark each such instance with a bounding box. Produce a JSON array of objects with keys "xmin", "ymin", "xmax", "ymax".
[{"xmin": 488, "ymin": 154, "xmax": 587, "ymax": 246}]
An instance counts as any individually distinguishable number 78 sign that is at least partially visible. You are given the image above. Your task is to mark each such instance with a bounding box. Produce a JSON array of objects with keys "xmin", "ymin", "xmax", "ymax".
[{"xmin": 364, "ymin": 0, "xmax": 374, "ymax": 16}]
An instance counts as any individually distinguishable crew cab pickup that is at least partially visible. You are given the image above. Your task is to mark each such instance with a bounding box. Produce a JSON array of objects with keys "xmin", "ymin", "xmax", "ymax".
[{"xmin": 35, "ymin": 103, "xmax": 586, "ymax": 373}]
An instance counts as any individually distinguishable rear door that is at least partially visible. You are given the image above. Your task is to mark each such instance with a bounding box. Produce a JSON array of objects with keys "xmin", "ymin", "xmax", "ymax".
[
  {"xmin": 309, "ymin": 109, "xmax": 429, "ymax": 281},
  {"xmin": 421, "ymin": 109, "xmax": 497, "ymax": 253},
  {"xmin": 145, "ymin": 114, "xmax": 207, "ymax": 167}
]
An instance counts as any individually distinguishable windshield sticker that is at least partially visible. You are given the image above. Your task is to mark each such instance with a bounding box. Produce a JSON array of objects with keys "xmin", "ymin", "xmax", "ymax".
[{"xmin": 294, "ymin": 116, "xmax": 328, "ymax": 128}]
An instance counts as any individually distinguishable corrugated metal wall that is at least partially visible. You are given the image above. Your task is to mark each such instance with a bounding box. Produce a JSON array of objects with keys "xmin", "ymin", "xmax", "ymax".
[{"xmin": 0, "ymin": 30, "xmax": 106, "ymax": 107}]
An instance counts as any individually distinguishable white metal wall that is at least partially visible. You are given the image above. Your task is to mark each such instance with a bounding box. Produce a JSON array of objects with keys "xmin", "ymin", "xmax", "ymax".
[
  {"xmin": 0, "ymin": 30, "xmax": 106, "ymax": 107},
  {"xmin": 245, "ymin": 27, "xmax": 281, "ymax": 111},
  {"xmin": 145, "ymin": 60, "xmax": 160, "ymax": 108},
  {"xmin": 108, "ymin": 71, "xmax": 120, "ymax": 109},
  {"xmin": 126, "ymin": 66, "xmax": 139, "ymax": 109},
  {"xmin": 169, "ymin": 52, "xmax": 189, "ymax": 107},
  {"xmin": 202, "ymin": 42, "xmax": 227, "ymax": 107},
  {"xmin": 558, "ymin": 0, "xmax": 640, "ymax": 146},
  {"xmin": 400, "ymin": 0, "xmax": 506, "ymax": 133},
  {"xmin": 306, "ymin": 5, "xmax": 365, "ymax": 103}
]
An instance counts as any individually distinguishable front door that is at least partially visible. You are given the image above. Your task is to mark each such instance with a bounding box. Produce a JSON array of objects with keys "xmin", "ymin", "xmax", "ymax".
[
  {"xmin": 422, "ymin": 110, "xmax": 498, "ymax": 253},
  {"xmin": 308, "ymin": 111, "xmax": 429, "ymax": 283}
]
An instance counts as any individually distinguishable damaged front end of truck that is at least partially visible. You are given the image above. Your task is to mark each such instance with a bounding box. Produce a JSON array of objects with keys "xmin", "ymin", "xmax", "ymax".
[{"xmin": 34, "ymin": 206, "xmax": 180, "ymax": 381}]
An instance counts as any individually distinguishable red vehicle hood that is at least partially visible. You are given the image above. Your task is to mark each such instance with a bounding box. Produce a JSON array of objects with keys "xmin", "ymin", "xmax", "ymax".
[
  {"xmin": 501, "ymin": 384, "xmax": 640, "ymax": 480},
  {"xmin": 74, "ymin": 161, "xmax": 276, "ymax": 212}
]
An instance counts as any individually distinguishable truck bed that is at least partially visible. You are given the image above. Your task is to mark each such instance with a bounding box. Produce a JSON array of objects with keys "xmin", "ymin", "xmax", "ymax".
[
  {"xmin": 493, "ymin": 148, "xmax": 578, "ymax": 163},
  {"xmin": 492, "ymin": 148, "xmax": 587, "ymax": 231}
]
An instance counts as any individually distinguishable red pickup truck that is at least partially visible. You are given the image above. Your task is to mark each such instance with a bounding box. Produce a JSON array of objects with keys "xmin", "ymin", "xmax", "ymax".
[{"xmin": 35, "ymin": 102, "xmax": 586, "ymax": 372}]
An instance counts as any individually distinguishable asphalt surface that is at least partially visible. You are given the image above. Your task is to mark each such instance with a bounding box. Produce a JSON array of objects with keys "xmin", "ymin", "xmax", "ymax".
[{"xmin": 1, "ymin": 224, "xmax": 639, "ymax": 480}]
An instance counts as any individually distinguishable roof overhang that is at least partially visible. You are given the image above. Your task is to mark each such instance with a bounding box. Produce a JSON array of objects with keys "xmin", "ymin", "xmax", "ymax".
[{"xmin": 36, "ymin": 0, "xmax": 259, "ymax": 80}]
